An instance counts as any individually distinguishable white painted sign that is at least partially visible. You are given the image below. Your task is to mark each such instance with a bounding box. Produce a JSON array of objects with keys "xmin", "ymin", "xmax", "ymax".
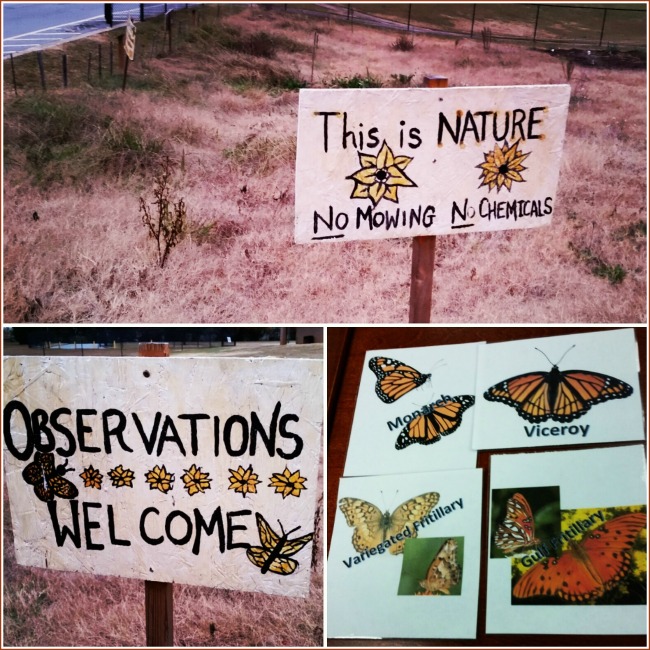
[
  {"xmin": 2, "ymin": 356, "xmax": 322, "ymax": 597},
  {"xmin": 295, "ymin": 85, "xmax": 570, "ymax": 243},
  {"xmin": 124, "ymin": 16, "xmax": 136, "ymax": 60}
]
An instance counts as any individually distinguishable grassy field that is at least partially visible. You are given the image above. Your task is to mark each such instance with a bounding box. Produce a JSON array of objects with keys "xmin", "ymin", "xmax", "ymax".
[{"xmin": 2, "ymin": 4, "xmax": 646, "ymax": 323}]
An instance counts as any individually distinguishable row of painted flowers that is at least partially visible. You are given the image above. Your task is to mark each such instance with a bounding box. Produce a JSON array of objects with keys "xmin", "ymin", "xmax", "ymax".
[{"xmin": 78, "ymin": 463, "xmax": 307, "ymax": 498}]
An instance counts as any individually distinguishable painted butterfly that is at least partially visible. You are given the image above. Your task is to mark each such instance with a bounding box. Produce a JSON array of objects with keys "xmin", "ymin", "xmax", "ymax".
[
  {"xmin": 246, "ymin": 513, "xmax": 313, "ymax": 576},
  {"xmin": 513, "ymin": 512, "xmax": 646, "ymax": 602},
  {"xmin": 484, "ymin": 347, "xmax": 633, "ymax": 423},
  {"xmin": 418, "ymin": 538, "xmax": 462, "ymax": 595},
  {"xmin": 395, "ymin": 395, "xmax": 475, "ymax": 450},
  {"xmin": 494, "ymin": 492, "xmax": 541, "ymax": 556},
  {"xmin": 22, "ymin": 451, "xmax": 79, "ymax": 502},
  {"xmin": 369, "ymin": 356, "xmax": 431, "ymax": 404},
  {"xmin": 339, "ymin": 492, "xmax": 439, "ymax": 555}
]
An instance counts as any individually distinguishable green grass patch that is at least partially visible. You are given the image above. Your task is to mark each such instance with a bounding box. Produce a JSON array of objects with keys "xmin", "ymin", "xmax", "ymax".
[
  {"xmin": 568, "ymin": 242, "xmax": 627, "ymax": 285},
  {"xmin": 326, "ymin": 72, "xmax": 383, "ymax": 88},
  {"xmin": 4, "ymin": 93, "xmax": 165, "ymax": 185}
]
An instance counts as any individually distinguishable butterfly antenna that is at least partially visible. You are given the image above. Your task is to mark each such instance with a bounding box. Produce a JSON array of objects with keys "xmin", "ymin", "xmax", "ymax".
[{"xmin": 535, "ymin": 345, "xmax": 575, "ymax": 367}]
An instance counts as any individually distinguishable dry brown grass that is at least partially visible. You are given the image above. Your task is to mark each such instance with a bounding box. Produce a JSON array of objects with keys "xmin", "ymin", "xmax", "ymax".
[{"xmin": 2, "ymin": 6, "xmax": 646, "ymax": 323}]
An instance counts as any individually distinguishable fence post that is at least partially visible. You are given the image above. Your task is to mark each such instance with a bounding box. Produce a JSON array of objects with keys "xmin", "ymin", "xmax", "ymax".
[
  {"xmin": 533, "ymin": 5, "xmax": 540, "ymax": 47},
  {"xmin": 98, "ymin": 44, "xmax": 102, "ymax": 79},
  {"xmin": 87, "ymin": 53, "xmax": 92, "ymax": 83},
  {"xmin": 409, "ymin": 75, "xmax": 448, "ymax": 323},
  {"xmin": 139, "ymin": 342, "xmax": 174, "ymax": 647},
  {"xmin": 598, "ymin": 7, "xmax": 607, "ymax": 46},
  {"xmin": 36, "ymin": 51, "xmax": 46, "ymax": 90},
  {"xmin": 407, "ymin": 4, "xmax": 411, "ymax": 31},
  {"xmin": 62, "ymin": 53, "xmax": 68, "ymax": 87},
  {"xmin": 470, "ymin": 4, "xmax": 476, "ymax": 38},
  {"xmin": 10, "ymin": 53, "xmax": 18, "ymax": 95}
]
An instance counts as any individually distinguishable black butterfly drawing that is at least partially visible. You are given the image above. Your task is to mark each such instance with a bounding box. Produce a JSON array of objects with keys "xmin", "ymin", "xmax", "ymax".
[
  {"xmin": 246, "ymin": 513, "xmax": 313, "ymax": 575},
  {"xmin": 22, "ymin": 451, "xmax": 79, "ymax": 501}
]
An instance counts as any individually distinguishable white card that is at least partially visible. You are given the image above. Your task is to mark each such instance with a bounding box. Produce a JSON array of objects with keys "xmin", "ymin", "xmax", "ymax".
[
  {"xmin": 472, "ymin": 328, "xmax": 644, "ymax": 450},
  {"xmin": 344, "ymin": 342, "xmax": 481, "ymax": 477},
  {"xmin": 487, "ymin": 446, "xmax": 647, "ymax": 634},
  {"xmin": 328, "ymin": 468, "xmax": 483, "ymax": 639}
]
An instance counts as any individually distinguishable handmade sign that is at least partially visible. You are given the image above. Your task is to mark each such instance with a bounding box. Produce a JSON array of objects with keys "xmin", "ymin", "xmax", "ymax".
[
  {"xmin": 2, "ymin": 356, "xmax": 322, "ymax": 597},
  {"xmin": 344, "ymin": 342, "xmax": 481, "ymax": 477},
  {"xmin": 328, "ymin": 468, "xmax": 483, "ymax": 639},
  {"xmin": 295, "ymin": 85, "xmax": 570, "ymax": 243},
  {"xmin": 124, "ymin": 16, "xmax": 136, "ymax": 60},
  {"xmin": 487, "ymin": 446, "xmax": 647, "ymax": 634},
  {"xmin": 472, "ymin": 328, "xmax": 644, "ymax": 450}
]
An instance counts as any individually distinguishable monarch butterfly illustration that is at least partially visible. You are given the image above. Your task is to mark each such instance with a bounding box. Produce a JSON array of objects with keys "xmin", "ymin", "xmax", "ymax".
[
  {"xmin": 339, "ymin": 492, "xmax": 439, "ymax": 555},
  {"xmin": 246, "ymin": 513, "xmax": 313, "ymax": 576},
  {"xmin": 418, "ymin": 538, "xmax": 462, "ymax": 595},
  {"xmin": 369, "ymin": 356, "xmax": 431, "ymax": 404},
  {"xmin": 484, "ymin": 347, "xmax": 633, "ymax": 423},
  {"xmin": 494, "ymin": 492, "xmax": 541, "ymax": 556},
  {"xmin": 513, "ymin": 512, "xmax": 646, "ymax": 602},
  {"xmin": 395, "ymin": 395, "xmax": 475, "ymax": 450},
  {"xmin": 22, "ymin": 451, "xmax": 79, "ymax": 502}
]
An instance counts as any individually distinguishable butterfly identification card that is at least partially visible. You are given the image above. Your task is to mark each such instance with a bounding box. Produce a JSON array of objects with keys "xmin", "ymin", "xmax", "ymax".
[
  {"xmin": 328, "ymin": 468, "xmax": 483, "ymax": 639},
  {"xmin": 487, "ymin": 445, "xmax": 647, "ymax": 635},
  {"xmin": 472, "ymin": 328, "xmax": 644, "ymax": 450},
  {"xmin": 2, "ymin": 356, "xmax": 322, "ymax": 598},
  {"xmin": 344, "ymin": 342, "xmax": 482, "ymax": 477}
]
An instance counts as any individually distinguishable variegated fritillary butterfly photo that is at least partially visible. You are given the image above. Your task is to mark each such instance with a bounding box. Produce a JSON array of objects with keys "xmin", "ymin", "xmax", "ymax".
[
  {"xmin": 512, "ymin": 507, "xmax": 647, "ymax": 605},
  {"xmin": 338, "ymin": 492, "xmax": 439, "ymax": 555},
  {"xmin": 397, "ymin": 537, "xmax": 464, "ymax": 596}
]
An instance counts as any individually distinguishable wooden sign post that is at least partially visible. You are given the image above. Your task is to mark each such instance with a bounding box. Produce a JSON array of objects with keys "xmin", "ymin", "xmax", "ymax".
[
  {"xmin": 122, "ymin": 15, "xmax": 136, "ymax": 91},
  {"xmin": 294, "ymin": 83, "xmax": 571, "ymax": 320},
  {"xmin": 139, "ymin": 343, "xmax": 173, "ymax": 647},
  {"xmin": 2, "ymin": 352, "xmax": 323, "ymax": 640}
]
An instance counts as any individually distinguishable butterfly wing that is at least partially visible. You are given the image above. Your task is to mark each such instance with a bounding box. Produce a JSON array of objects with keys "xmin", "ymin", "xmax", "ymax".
[
  {"xmin": 22, "ymin": 452, "xmax": 56, "ymax": 501},
  {"xmin": 514, "ymin": 512, "xmax": 646, "ymax": 601},
  {"xmin": 485, "ymin": 366, "xmax": 633, "ymax": 423},
  {"xmin": 338, "ymin": 498, "xmax": 385, "ymax": 552},
  {"xmin": 368, "ymin": 356, "xmax": 430, "ymax": 404},
  {"xmin": 387, "ymin": 492, "xmax": 440, "ymax": 554},
  {"xmin": 578, "ymin": 512, "xmax": 646, "ymax": 589},
  {"xmin": 419, "ymin": 538, "xmax": 462, "ymax": 595},
  {"xmin": 246, "ymin": 546, "xmax": 298, "ymax": 576},
  {"xmin": 395, "ymin": 395, "xmax": 475, "ymax": 449},
  {"xmin": 254, "ymin": 512, "xmax": 281, "ymax": 550},
  {"xmin": 278, "ymin": 531, "xmax": 314, "ymax": 558},
  {"xmin": 494, "ymin": 492, "xmax": 540, "ymax": 556},
  {"xmin": 49, "ymin": 475, "xmax": 79, "ymax": 500}
]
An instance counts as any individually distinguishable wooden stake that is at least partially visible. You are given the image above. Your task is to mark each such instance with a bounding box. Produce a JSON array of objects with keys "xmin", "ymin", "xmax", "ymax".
[
  {"xmin": 122, "ymin": 56, "xmax": 129, "ymax": 91},
  {"xmin": 62, "ymin": 53, "xmax": 68, "ymax": 88},
  {"xmin": 10, "ymin": 53, "xmax": 18, "ymax": 95},
  {"xmin": 408, "ymin": 75, "xmax": 448, "ymax": 323},
  {"xmin": 36, "ymin": 51, "xmax": 46, "ymax": 90},
  {"xmin": 139, "ymin": 342, "xmax": 174, "ymax": 647}
]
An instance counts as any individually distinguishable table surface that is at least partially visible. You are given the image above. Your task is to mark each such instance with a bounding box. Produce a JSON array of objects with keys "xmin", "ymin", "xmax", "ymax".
[{"xmin": 326, "ymin": 326, "xmax": 647, "ymax": 647}]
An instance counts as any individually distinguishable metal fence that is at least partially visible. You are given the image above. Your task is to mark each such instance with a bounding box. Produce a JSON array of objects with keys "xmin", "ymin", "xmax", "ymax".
[{"xmin": 283, "ymin": 3, "xmax": 646, "ymax": 50}]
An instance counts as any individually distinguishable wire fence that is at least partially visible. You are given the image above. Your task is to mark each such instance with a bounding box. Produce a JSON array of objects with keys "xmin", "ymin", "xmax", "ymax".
[{"xmin": 282, "ymin": 3, "xmax": 646, "ymax": 51}]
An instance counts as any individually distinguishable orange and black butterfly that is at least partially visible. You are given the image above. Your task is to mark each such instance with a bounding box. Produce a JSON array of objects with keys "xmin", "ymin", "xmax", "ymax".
[
  {"xmin": 395, "ymin": 395, "xmax": 474, "ymax": 449},
  {"xmin": 369, "ymin": 356, "xmax": 431, "ymax": 404},
  {"xmin": 22, "ymin": 451, "xmax": 79, "ymax": 502},
  {"xmin": 246, "ymin": 513, "xmax": 313, "ymax": 575},
  {"xmin": 484, "ymin": 347, "xmax": 633, "ymax": 423}
]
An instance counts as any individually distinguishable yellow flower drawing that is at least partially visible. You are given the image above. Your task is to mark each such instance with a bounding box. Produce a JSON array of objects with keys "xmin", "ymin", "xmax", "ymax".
[
  {"xmin": 477, "ymin": 139, "xmax": 530, "ymax": 192},
  {"xmin": 80, "ymin": 465, "xmax": 102, "ymax": 489},
  {"xmin": 268, "ymin": 467, "xmax": 307, "ymax": 499},
  {"xmin": 108, "ymin": 464, "xmax": 135, "ymax": 488},
  {"xmin": 228, "ymin": 464, "xmax": 261, "ymax": 497},
  {"xmin": 145, "ymin": 464, "xmax": 174, "ymax": 494},
  {"xmin": 182, "ymin": 464, "xmax": 211, "ymax": 496},
  {"xmin": 347, "ymin": 140, "xmax": 417, "ymax": 206}
]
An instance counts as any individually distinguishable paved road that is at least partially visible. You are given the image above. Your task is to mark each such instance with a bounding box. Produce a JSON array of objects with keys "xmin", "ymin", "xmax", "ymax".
[{"xmin": 2, "ymin": 2, "xmax": 187, "ymax": 58}]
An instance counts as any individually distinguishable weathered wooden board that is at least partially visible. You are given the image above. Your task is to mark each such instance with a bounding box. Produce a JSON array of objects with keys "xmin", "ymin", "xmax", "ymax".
[
  {"xmin": 2, "ymin": 356, "xmax": 322, "ymax": 597},
  {"xmin": 295, "ymin": 85, "xmax": 570, "ymax": 243}
]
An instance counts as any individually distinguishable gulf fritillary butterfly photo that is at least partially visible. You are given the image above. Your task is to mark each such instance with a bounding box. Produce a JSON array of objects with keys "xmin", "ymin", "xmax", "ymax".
[
  {"xmin": 490, "ymin": 486, "xmax": 560, "ymax": 559},
  {"xmin": 511, "ymin": 508, "xmax": 647, "ymax": 605}
]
